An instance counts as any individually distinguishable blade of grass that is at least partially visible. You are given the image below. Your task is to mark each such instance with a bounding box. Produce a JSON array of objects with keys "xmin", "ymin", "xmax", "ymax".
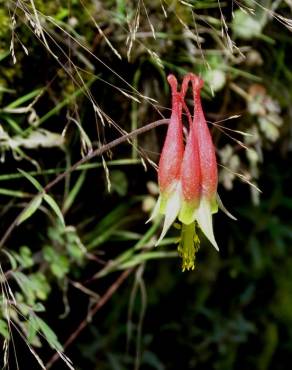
[
  {"xmin": 5, "ymin": 89, "xmax": 43, "ymax": 109},
  {"xmin": 0, "ymin": 188, "xmax": 31, "ymax": 198},
  {"xmin": 0, "ymin": 159, "xmax": 142, "ymax": 182},
  {"xmin": 62, "ymin": 171, "xmax": 86, "ymax": 213},
  {"xmin": 17, "ymin": 195, "xmax": 43, "ymax": 226}
]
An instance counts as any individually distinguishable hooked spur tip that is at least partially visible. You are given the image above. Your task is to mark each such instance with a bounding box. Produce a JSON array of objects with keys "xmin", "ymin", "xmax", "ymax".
[
  {"xmin": 167, "ymin": 74, "xmax": 178, "ymax": 90},
  {"xmin": 190, "ymin": 74, "xmax": 204, "ymax": 89},
  {"xmin": 181, "ymin": 73, "xmax": 192, "ymax": 96}
]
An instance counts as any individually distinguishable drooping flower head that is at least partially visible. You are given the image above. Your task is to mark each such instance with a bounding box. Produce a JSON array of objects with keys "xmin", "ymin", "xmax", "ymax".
[
  {"xmin": 152, "ymin": 75, "xmax": 188, "ymax": 244},
  {"xmin": 151, "ymin": 73, "xmax": 235, "ymax": 270},
  {"xmin": 178, "ymin": 74, "xmax": 219, "ymax": 251}
]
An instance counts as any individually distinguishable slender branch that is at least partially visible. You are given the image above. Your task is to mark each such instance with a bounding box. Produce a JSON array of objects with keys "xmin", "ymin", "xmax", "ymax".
[
  {"xmin": 45, "ymin": 268, "xmax": 133, "ymax": 369},
  {"xmin": 43, "ymin": 119, "xmax": 169, "ymax": 192},
  {"xmin": 0, "ymin": 119, "xmax": 169, "ymax": 249}
]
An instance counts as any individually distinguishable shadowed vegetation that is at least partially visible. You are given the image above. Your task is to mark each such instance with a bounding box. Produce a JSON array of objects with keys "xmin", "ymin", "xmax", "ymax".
[{"xmin": 0, "ymin": 0, "xmax": 292, "ymax": 369}]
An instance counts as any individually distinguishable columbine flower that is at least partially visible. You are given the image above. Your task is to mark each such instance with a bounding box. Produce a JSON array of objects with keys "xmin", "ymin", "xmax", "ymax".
[
  {"xmin": 179, "ymin": 74, "xmax": 219, "ymax": 251},
  {"xmin": 150, "ymin": 74, "xmax": 186, "ymax": 244},
  {"xmin": 151, "ymin": 73, "xmax": 235, "ymax": 271}
]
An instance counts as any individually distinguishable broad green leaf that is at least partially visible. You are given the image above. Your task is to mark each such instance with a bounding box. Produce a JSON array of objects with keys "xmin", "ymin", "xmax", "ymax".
[{"xmin": 17, "ymin": 195, "xmax": 43, "ymax": 226}]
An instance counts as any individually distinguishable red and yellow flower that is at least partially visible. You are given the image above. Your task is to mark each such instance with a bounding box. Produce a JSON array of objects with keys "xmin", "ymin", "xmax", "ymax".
[{"xmin": 151, "ymin": 73, "xmax": 235, "ymax": 270}]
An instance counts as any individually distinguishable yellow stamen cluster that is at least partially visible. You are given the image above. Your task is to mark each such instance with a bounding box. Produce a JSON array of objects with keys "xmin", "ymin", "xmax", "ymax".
[{"xmin": 177, "ymin": 222, "xmax": 200, "ymax": 271}]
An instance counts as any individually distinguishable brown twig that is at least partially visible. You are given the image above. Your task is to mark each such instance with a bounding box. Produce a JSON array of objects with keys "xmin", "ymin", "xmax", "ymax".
[
  {"xmin": 45, "ymin": 268, "xmax": 134, "ymax": 369},
  {"xmin": 0, "ymin": 118, "xmax": 169, "ymax": 249}
]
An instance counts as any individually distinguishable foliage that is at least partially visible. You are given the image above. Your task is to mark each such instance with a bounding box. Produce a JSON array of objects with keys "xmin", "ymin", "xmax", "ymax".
[{"xmin": 0, "ymin": 0, "xmax": 292, "ymax": 369}]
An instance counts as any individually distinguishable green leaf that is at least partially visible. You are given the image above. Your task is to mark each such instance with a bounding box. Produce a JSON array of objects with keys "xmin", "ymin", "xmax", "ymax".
[
  {"xmin": 18, "ymin": 246, "xmax": 34, "ymax": 268},
  {"xmin": 67, "ymin": 242, "xmax": 84, "ymax": 261},
  {"xmin": 27, "ymin": 315, "xmax": 38, "ymax": 344},
  {"xmin": 118, "ymin": 251, "xmax": 177, "ymax": 269},
  {"xmin": 4, "ymin": 116, "xmax": 23, "ymax": 135},
  {"xmin": 63, "ymin": 171, "xmax": 86, "ymax": 213},
  {"xmin": 43, "ymin": 246, "xmax": 56, "ymax": 263},
  {"xmin": 6, "ymin": 89, "xmax": 42, "ymax": 109},
  {"xmin": 51, "ymin": 256, "xmax": 69, "ymax": 279},
  {"xmin": 0, "ymin": 187, "xmax": 30, "ymax": 198},
  {"xmin": 0, "ymin": 319, "xmax": 9, "ymax": 339},
  {"xmin": 54, "ymin": 7, "xmax": 69, "ymax": 21},
  {"xmin": 43, "ymin": 194, "xmax": 65, "ymax": 227},
  {"xmin": 18, "ymin": 169, "xmax": 43, "ymax": 191},
  {"xmin": 33, "ymin": 302, "xmax": 46, "ymax": 312},
  {"xmin": 110, "ymin": 170, "xmax": 128, "ymax": 196},
  {"xmin": 30, "ymin": 272, "xmax": 51, "ymax": 301},
  {"xmin": 12, "ymin": 271, "xmax": 36, "ymax": 307},
  {"xmin": 17, "ymin": 195, "xmax": 43, "ymax": 226},
  {"xmin": 43, "ymin": 246, "xmax": 70, "ymax": 278},
  {"xmin": 35, "ymin": 316, "xmax": 63, "ymax": 352},
  {"xmin": 16, "ymin": 169, "xmax": 65, "ymax": 226}
]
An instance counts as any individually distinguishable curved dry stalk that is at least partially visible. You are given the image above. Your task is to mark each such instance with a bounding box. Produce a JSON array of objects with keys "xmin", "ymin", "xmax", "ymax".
[
  {"xmin": 45, "ymin": 267, "xmax": 134, "ymax": 369},
  {"xmin": 0, "ymin": 119, "xmax": 169, "ymax": 250}
]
